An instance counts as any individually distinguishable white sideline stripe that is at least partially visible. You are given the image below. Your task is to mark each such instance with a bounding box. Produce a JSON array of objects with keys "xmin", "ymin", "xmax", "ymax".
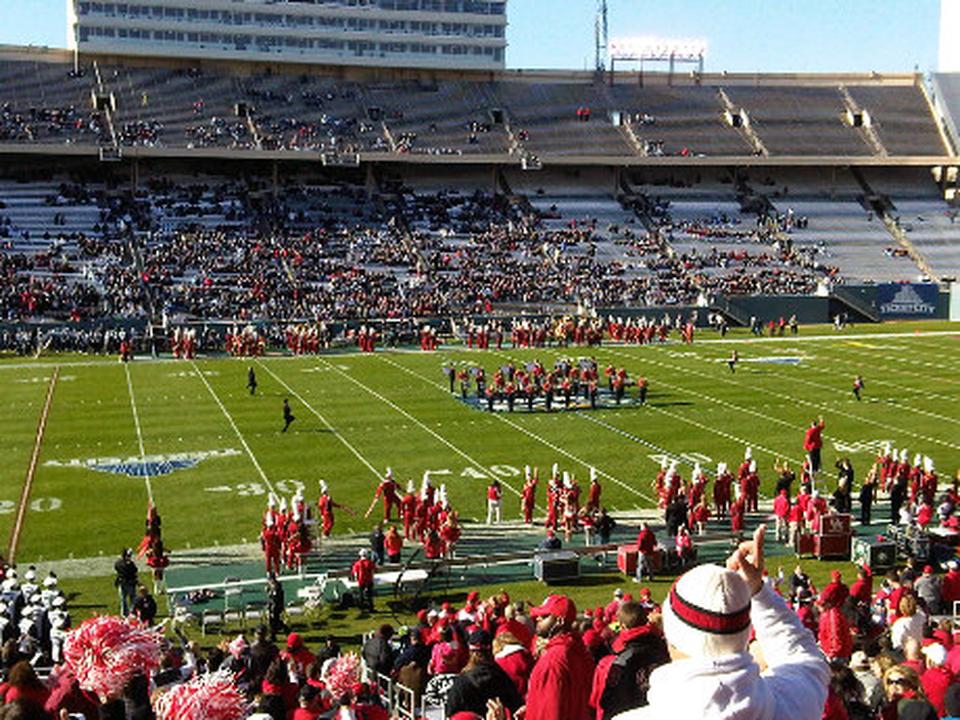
[
  {"xmin": 190, "ymin": 360, "xmax": 275, "ymax": 495},
  {"xmin": 694, "ymin": 330, "xmax": 960, "ymax": 344},
  {"xmin": 376, "ymin": 354, "xmax": 654, "ymax": 504},
  {"xmin": 123, "ymin": 363, "xmax": 154, "ymax": 504},
  {"xmin": 312, "ymin": 356, "xmax": 522, "ymax": 499},
  {"xmin": 9, "ymin": 367, "xmax": 59, "ymax": 563},
  {"xmin": 255, "ymin": 360, "xmax": 382, "ymax": 482}
]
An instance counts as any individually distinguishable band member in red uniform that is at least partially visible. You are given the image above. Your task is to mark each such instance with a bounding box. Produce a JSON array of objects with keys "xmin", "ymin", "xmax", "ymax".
[
  {"xmin": 367, "ymin": 468, "xmax": 400, "ymax": 520},
  {"xmin": 690, "ymin": 494, "xmax": 711, "ymax": 536},
  {"xmin": 713, "ymin": 462, "xmax": 732, "ymax": 518},
  {"xmin": 260, "ymin": 515, "xmax": 281, "ymax": 576},
  {"xmin": 400, "ymin": 481, "xmax": 418, "ymax": 540},
  {"xmin": 318, "ymin": 480, "xmax": 354, "ymax": 538},
  {"xmin": 738, "ymin": 447, "xmax": 752, "ymax": 484},
  {"xmin": 654, "ymin": 458, "xmax": 669, "ymax": 509},
  {"xmin": 730, "ymin": 492, "xmax": 746, "ymax": 541},
  {"xmin": 521, "ymin": 466, "xmax": 537, "ymax": 525},
  {"xmin": 545, "ymin": 464, "xmax": 560, "ymax": 530},
  {"xmin": 586, "ymin": 467, "xmax": 601, "ymax": 512},
  {"xmin": 744, "ymin": 460, "xmax": 760, "ymax": 512}
]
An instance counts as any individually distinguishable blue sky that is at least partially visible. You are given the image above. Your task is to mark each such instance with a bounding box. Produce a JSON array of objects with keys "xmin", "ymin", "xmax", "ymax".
[{"xmin": 0, "ymin": 0, "xmax": 941, "ymax": 73}]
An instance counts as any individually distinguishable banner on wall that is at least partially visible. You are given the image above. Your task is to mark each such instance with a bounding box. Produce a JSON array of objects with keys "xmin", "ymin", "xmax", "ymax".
[
  {"xmin": 951, "ymin": 282, "xmax": 960, "ymax": 321},
  {"xmin": 876, "ymin": 283, "xmax": 939, "ymax": 318}
]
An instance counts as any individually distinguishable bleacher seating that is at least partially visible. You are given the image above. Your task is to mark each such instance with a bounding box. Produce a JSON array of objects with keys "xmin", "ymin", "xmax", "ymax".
[
  {"xmin": 608, "ymin": 85, "xmax": 750, "ymax": 156},
  {"xmin": 0, "ymin": 54, "xmax": 950, "ymax": 159},
  {"xmin": 724, "ymin": 86, "xmax": 871, "ymax": 156},
  {"xmin": 493, "ymin": 82, "xmax": 633, "ymax": 156},
  {"xmin": 846, "ymin": 85, "xmax": 946, "ymax": 156}
]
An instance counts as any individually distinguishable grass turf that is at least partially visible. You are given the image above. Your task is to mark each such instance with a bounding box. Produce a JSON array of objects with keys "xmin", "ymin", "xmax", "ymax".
[{"xmin": 0, "ymin": 321, "xmax": 957, "ymax": 566}]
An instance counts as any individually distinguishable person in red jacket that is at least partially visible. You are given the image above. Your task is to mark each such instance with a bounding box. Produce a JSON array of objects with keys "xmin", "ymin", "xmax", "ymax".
[
  {"xmin": 493, "ymin": 628, "xmax": 535, "ymax": 697},
  {"xmin": 281, "ymin": 633, "xmax": 317, "ymax": 680},
  {"xmin": 817, "ymin": 570, "xmax": 852, "ymax": 662},
  {"xmin": 0, "ymin": 661, "xmax": 50, "ymax": 709},
  {"xmin": 635, "ymin": 523, "xmax": 658, "ymax": 582},
  {"xmin": 383, "ymin": 525, "xmax": 403, "ymax": 564},
  {"xmin": 351, "ymin": 549, "xmax": 376, "ymax": 612},
  {"xmin": 920, "ymin": 642, "xmax": 954, "ymax": 717},
  {"xmin": 942, "ymin": 560, "xmax": 960, "ymax": 609},
  {"xmin": 773, "ymin": 489, "xmax": 790, "ymax": 544},
  {"xmin": 803, "ymin": 416, "xmax": 826, "ymax": 484},
  {"xmin": 849, "ymin": 565, "xmax": 873, "ymax": 605},
  {"xmin": 526, "ymin": 595, "xmax": 595, "ymax": 720}
]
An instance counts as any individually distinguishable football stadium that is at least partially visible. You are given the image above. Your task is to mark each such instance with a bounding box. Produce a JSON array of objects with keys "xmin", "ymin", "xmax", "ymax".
[{"xmin": 0, "ymin": 1, "xmax": 959, "ymax": 718}]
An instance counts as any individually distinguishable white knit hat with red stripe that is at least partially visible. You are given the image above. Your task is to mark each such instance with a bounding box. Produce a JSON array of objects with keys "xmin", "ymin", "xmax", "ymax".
[{"xmin": 662, "ymin": 563, "xmax": 753, "ymax": 658}]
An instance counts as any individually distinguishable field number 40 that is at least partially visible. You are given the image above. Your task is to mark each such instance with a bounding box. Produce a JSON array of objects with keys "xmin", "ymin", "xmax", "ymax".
[{"xmin": 0, "ymin": 497, "xmax": 63, "ymax": 514}]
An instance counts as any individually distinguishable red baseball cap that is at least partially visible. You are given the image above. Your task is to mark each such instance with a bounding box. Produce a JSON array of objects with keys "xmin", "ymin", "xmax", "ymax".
[{"xmin": 530, "ymin": 595, "xmax": 577, "ymax": 624}]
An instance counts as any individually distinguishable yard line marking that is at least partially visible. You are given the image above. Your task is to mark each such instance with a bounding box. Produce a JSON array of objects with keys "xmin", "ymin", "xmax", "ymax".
[
  {"xmin": 785, "ymin": 364, "xmax": 960, "ymax": 428},
  {"xmin": 798, "ymin": 358, "xmax": 957, "ymax": 405},
  {"xmin": 255, "ymin": 360, "xmax": 382, "ymax": 482},
  {"xmin": 600, "ymin": 344, "xmax": 960, "ymax": 453},
  {"xmin": 312, "ymin": 356, "xmax": 523, "ymax": 499},
  {"xmin": 497, "ymin": 345, "xmax": 805, "ymax": 469},
  {"xmin": 376, "ymin": 354, "xmax": 654, "ymax": 503},
  {"xmin": 812, "ymin": 341, "xmax": 960, "ymax": 387},
  {"xmin": 190, "ymin": 361, "xmax": 276, "ymax": 496},
  {"xmin": 9, "ymin": 367, "xmax": 59, "ymax": 563},
  {"xmin": 123, "ymin": 364, "xmax": 154, "ymax": 504}
]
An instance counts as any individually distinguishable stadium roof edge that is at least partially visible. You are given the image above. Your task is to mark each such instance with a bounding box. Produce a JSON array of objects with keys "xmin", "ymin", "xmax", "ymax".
[{"xmin": 0, "ymin": 43, "xmax": 923, "ymax": 88}]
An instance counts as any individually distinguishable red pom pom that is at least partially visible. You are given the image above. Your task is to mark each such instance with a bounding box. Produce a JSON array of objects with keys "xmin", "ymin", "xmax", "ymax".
[
  {"xmin": 154, "ymin": 672, "xmax": 246, "ymax": 720},
  {"xmin": 62, "ymin": 616, "xmax": 164, "ymax": 699}
]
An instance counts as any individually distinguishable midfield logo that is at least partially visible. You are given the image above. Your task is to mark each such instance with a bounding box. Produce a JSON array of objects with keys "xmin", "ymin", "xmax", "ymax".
[{"xmin": 44, "ymin": 448, "xmax": 241, "ymax": 477}]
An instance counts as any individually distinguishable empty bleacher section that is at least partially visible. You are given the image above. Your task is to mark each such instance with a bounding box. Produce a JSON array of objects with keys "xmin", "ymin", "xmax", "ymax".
[
  {"xmin": 608, "ymin": 85, "xmax": 751, "ymax": 157},
  {"xmin": 846, "ymin": 85, "xmax": 946, "ymax": 156},
  {"xmin": 723, "ymin": 86, "xmax": 870, "ymax": 156},
  {"xmin": 492, "ymin": 82, "xmax": 632, "ymax": 156},
  {"xmin": 0, "ymin": 52, "xmax": 951, "ymax": 159}
]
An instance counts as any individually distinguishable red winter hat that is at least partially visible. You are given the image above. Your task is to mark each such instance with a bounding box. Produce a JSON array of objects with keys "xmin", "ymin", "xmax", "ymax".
[
  {"xmin": 830, "ymin": 570, "xmax": 842, "ymax": 582},
  {"xmin": 286, "ymin": 633, "xmax": 303, "ymax": 650},
  {"xmin": 530, "ymin": 595, "xmax": 577, "ymax": 625},
  {"xmin": 924, "ymin": 565, "xmax": 934, "ymax": 574}
]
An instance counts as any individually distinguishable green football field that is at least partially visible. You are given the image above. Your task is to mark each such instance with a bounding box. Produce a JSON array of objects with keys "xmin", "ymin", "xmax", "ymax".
[{"xmin": 1, "ymin": 321, "xmax": 958, "ymax": 565}]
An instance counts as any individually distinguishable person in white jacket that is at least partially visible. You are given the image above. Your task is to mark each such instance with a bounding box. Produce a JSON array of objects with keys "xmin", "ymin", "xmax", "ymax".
[{"xmin": 613, "ymin": 524, "xmax": 830, "ymax": 720}]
